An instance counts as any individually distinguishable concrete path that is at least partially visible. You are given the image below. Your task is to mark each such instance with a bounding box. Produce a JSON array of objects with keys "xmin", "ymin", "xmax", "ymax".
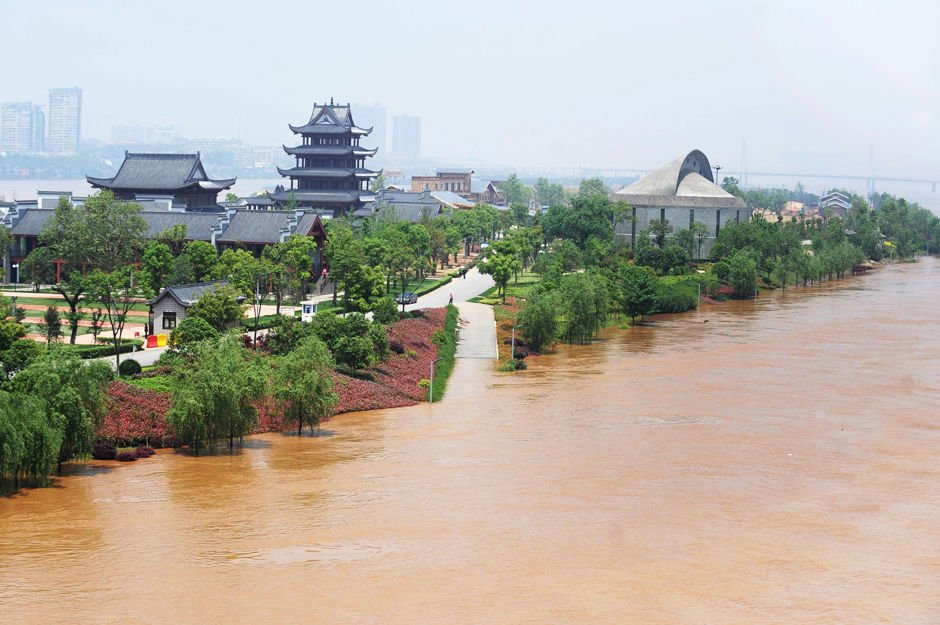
[
  {"xmin": 404, "ymin": 266, "xmax": 494, "ymax": 312},
  {"xmin": 454, "ymin": 302, "xmax": 497, "ymax": 360}
]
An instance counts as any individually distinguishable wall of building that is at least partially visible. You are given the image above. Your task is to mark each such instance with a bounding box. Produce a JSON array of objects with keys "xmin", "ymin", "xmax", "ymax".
[
  {"xmin": 152, "ymin": 298, "xmax": 187, "ymax": 333},
  {"xmin": 615, "ymin": 204, "xmax": 749, "ymax": 259}
]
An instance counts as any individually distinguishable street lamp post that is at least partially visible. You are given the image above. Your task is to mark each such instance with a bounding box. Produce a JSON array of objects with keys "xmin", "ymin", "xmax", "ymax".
[
  {"xmin": 253, "ymin": 279, "xmax": 262, "ymax": 349},
  {"xmin": 11, "ymin": 263, "xmax": 18, "ymax": 292},
  {"xmin": 429, "ymin": 357, "xmax": 442, "ymax": 402},
  {"xmin": 11, "ymin": 295, "xmax": 17, "ymax": 319},
  {"xmin": 713, "ymin": 164, "xmax": 723, "ymax": 185},
  {"xmin": 511, "ymin": 325, "xmax": 517, "ymax": 360}
]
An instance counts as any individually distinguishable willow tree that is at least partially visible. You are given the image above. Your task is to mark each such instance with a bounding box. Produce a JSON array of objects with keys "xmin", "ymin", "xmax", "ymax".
[
  {"xmin": 272, "ymin": 335, "xmax": 337, "ymax": 436},
  {"xmin": 12, "ymin": 351, "xmax": 112, "ymax": 470},
  {"xmin": 0, "ymin": 391, "xmax": 62, "ymax": 489},
  {"xmin": 167, "ymin": 336, "xmax": 265, "ymax": 453}
]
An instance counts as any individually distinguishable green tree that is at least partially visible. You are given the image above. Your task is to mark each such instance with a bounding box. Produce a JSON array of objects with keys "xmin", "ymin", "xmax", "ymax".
[
  {"xmin": 141, "ymin": 241, "xmax": 174, "ymax": 293},
  {"xmin": 371, "ymin": 296, "xmax": 399, "ymax": 326},
  {"xmin": 0, "ymin": 339, "xmax": 41, "ymax": 379},
  {"xmin": 344, "ymin": 264, "xmax": 387, "ymax": 312},
  {"xmin": 186, "ymin": 285, "xmax": 245, "ymax": 331},
  {"xmin": 517, "ymin": 291, "xmax": 558, "ymax": 351},
  {"xmin": 272, "ymin": 335, "xmax": 338, "ymax": 436},
  {"xmin": 500, "ymin": 174, "xmax": 532, "ymax": 206},
  {"xmin": 12, "ymin": 351, "xmax": 111, "ymax": 470},
  {"xmin": 578, "ymin": 177, "xmax": 608, "ymax": 197},
  {"xmin": 50, "ymin": 273, "xmax": 85, "ymax": 344},
  {"xmin": 215, "ymin": 248, "xmax": 264, "ymax": 298},
  {"xmin": 325, "ymin": 225, "xmax": 364, "ymax": 308},
  {"xmin": 181, "ymin": 240, "xmax": 219, "ymax": 282},
  {"xmin": 37, "ymin": 306, "xmax": 63, "ymax": 346},
  {"xmin": 170, "ymin": 315, "xmax": 221, "ymax": 349},
  {"xmin": 19, "ymin": 246, "xmax": 58, "ymax": 289},
  {"xmin": 157, "ymin": 223, "xmax": 188, "ymax": 255},
  {"xmin": 648, "ymin": 218, "xmax": 673, "ymax": 249},
  {"xmin": 727, "ymin": 250, "xmax": 758, "ymax": 297},
  {"xmin": 0, "ymin": 316, "xmax": 27, "ymax": 353},
  {"xmin": 691, "ymin": 221, "xmax": 709, "ymax": 259},
  {"xmin": 0, "ymin": 391, "xmax": 62, "ymax": 488},
  {"xmin": 478, "ymin": 245, "xmax": 521, "ymax": 303},
  {"xmin": 535, "ymin": 177, "xmax": 567, "ymax": 208},
  {"xmin": 85, "ymin": 267, "xmax": 149, "ymax": 373},
  {"xmin": 167, "ymin": 335, "xmax": 264, "ymax": 453},
  {"xmin": 0, "ymin": 225, "xmax": 11, "ymax": 281},
  {"xmin": 619, "ymin": 264, "xmax": 658, "ymax": 321}
]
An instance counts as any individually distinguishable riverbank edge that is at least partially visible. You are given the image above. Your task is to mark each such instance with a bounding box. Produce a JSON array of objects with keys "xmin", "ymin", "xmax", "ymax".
[
  {"xmin": 492, "ymin": 260, "xmax": 885, "ymax": 368},
  {"xmin": 95, "ymin": 306, "xmax": 461, "ymax": 450}
]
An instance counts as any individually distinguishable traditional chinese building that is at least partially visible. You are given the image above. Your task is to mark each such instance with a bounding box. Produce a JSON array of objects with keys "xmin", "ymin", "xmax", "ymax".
[
  {"xmin": 273, "ymin": 100, "xmax": 380, "ymax": 215},
  {"xmin": 86, "ymin": 152, "xmax": 235, "ymax": 209}
]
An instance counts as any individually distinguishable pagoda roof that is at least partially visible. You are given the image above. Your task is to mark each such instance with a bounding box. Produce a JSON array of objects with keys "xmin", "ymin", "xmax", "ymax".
[
  {"xmin": 87, "ymin": 152, "xmax": 235, "ymax": 192},
  {"xmin": 276, "ymin": 166, "xmax": 381, "ymax": 179},
  {"xmin": 289, "ymin": 101, "xmax": 372, "ymax": 136},
  {"xmin": 270, "ymin": 190, "xmax": 376, "ymax": 205},
  {"xmin": 282, "ymin": 144, "xmax": 378, "ymax": 157}
]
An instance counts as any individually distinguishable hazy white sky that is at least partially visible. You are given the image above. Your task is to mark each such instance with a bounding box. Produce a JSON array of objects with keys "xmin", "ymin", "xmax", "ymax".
[{"xmin": 4, "ymin": 0, "xmax": 939, "ymax": 179}]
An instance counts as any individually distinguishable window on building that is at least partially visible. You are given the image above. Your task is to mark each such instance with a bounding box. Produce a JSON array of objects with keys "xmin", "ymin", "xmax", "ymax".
[{"xmin": 162, "ymin": 312, "xmax": 177, "ymax": 330}]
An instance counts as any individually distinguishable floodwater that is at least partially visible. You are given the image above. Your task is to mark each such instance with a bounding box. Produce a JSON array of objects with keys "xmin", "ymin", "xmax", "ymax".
[{"xmin": 2, "ymin": 259, "xmax": 940, "ymax": 625}]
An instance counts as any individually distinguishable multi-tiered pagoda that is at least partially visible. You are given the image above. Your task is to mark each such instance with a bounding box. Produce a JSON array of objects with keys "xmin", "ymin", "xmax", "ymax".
[{"xmin": 273, "ymin": 99, "xmax": 380, "ymax": 215}]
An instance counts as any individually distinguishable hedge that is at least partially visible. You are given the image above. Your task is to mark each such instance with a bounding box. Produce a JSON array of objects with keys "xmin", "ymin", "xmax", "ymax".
[{"xmin": 60, "ymin": 339, "xmax": 144, "ymax": 360}]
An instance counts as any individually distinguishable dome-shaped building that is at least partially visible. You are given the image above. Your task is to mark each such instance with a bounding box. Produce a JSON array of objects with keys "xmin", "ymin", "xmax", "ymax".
[{"xmin": 614, "ymin": 150, "xmax": 748, "ymax": 259}]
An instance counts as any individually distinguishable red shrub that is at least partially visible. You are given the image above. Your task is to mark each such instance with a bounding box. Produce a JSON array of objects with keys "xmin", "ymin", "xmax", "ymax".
[{"xmin": 99, "ymin": 381, "xmax": 174, "ymax": 447}]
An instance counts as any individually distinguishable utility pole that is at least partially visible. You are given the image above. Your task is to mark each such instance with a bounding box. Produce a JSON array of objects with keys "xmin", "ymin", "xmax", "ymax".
[
  {"xmin": 713, "ymin": 164, "xmax": 723, "ymax": 186},
  {"xmin": 429, "ymin": 357, "xmax": 442, "ymax": 402}
]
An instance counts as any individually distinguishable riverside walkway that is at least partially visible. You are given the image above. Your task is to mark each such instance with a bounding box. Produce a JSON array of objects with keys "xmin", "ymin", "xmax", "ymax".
[{"xmin": 454, "ymin": 302, "xmax": 497, "ymax": 360}]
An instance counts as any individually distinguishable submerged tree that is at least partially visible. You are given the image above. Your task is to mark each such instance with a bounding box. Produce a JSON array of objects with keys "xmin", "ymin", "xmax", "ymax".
[
  {"xmin": 272, "ymin": 335, "xmax": 337, "ymax": 436},
  {"xmin": 167, "ymin": 336, "xmax": 264, "ymax": 453}
]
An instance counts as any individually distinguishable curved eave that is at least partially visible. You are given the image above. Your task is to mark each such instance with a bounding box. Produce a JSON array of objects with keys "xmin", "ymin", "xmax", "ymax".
[
  {"xmin": 86, "ymin": 176, "xmax": 115, "ymax": 187},
  {"xmin": 197, "ymin": 178, "xmax": 237, "ymax": 191},
  {"xmin": 289, "ymin": 123, "xmax": 372, "ymax": 135},
  {"xmin": 278, "ymin": 167, "xmax": 379, "ymax": 179}
]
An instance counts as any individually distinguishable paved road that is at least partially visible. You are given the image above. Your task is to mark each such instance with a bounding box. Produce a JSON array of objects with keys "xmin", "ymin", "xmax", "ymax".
[
  {"xmin": 454, "ymin": 302, "xmax": 498, "ymax": 359},
  {"xmin": 404, "ymin": 266, "xmax": 494, "ymax": 312},
  {"xmin": 103, "ymin": 266, "xmax": 496, "ymax": 368}
]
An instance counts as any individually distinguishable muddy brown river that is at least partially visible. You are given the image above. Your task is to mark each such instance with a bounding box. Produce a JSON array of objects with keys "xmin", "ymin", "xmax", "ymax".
[{"xmin": 2, "ymin": 258, "xmax": 939, "ymax": 624}]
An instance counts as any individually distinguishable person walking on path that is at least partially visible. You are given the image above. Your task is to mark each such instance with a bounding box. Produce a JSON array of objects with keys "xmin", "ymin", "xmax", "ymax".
[{"xmin": 448, "ymin": 292, "xmax": 454, "ymax": 306}]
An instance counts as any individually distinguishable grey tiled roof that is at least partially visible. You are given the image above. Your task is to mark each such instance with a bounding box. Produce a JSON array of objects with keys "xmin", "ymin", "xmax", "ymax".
[
  {"xmin": 276, "ymin": 167, "xmax": 380, "ymax": 179},
  {"xmin": 9, "ymin": 208, "xmax": 54, "ymax": 235},
  {"xmin": 216, "ymin": 211, "xmax": 294, "ymax": 244},
  {"xmin": 270, "ymin": 190, "xmax": 373, "ymax": 204},
  {"xmin": 87, "ymin": 152, "xmax": 235, "ymax": 191},
  {"xmin": 153, "ymin": 281, "xmax": 230, "ymax": 308},
  {"xmin": 283, "ymin": 144, "xmax": 377, "ymax": 157},
  {"xmin": 140, "ymin": 211, "xmax": 224, "ymax": 240}
]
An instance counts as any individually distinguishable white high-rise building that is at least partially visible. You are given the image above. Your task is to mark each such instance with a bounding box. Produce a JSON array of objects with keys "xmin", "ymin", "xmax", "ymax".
[
  {"xmin": 48, "ymin": 87, "xmax": 82, "ymax": 155},
  {"xmin": 1, "ymin": 102, "xmax": 34, "ymax": 153}
]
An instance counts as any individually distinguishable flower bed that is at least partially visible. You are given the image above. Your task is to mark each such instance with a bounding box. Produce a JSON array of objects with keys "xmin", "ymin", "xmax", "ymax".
[
  {"xmin": 99, "ymin": 381, "xmax": 174, "ymax": 447},
  {"xmin": 96, "ymin": 308, "xmax": 452, "ymax": 442}
]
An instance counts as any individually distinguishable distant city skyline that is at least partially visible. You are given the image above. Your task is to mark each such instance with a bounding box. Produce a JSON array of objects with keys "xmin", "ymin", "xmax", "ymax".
[{"xmin": 3, "ymin": 0, "xmax": 937, "ymax": 181}]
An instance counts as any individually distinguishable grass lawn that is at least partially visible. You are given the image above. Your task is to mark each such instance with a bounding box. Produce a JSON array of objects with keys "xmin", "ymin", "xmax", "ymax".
[
  {"xmin": 7, "ymin": 294, "xmax": 151, "ymax": 313},
  {"xmin": 469, "ymin": 271, "xmax": 541, "ymax": 305}
]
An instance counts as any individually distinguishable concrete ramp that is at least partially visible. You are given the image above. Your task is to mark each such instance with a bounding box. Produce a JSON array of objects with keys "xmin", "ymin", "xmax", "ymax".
[{"xmin": 455, "ymin": 302, "xmax": 498, "ymax": 359}]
